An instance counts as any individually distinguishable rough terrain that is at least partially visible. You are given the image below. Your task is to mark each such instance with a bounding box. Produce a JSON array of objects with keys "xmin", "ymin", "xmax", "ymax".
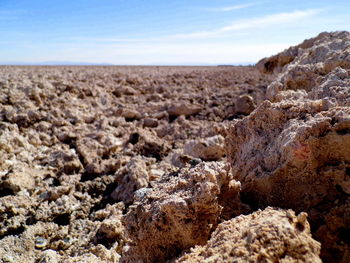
[
  {"xmin": 0, "ymin": 31, "xmax": 349, "ymax": 263},
  {"xmin": 230, "ymin": 31, "xmax": 350, "ymax": 262}
]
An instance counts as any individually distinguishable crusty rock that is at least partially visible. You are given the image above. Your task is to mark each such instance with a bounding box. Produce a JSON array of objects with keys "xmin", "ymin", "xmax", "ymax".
[
  {"xmin": 129, "ymin": 128, "xmax": 171, "ymax": 160},
  {"xmin": 183, "ymin": 135, "xmax": 225, "ymax": 161},
  {"xmin": 263, "ymin": 31, "xmax": 350, "ymax": 102},
  {"xmin": 230, "ymin": 31, "xmax": 350, "ymax": 262},
  {"xmin": 0, "ymin": 202, "xmax": 124, "ymax": 263},
  {"xmin": 312, "ymin": 200, "xmax": 350, "ymax": 263},
  {"xmin": 235, "ymin": 94, "xmax": 256, "ymax": 115},
  {"xmin": 74, "ymin": 135, "xmax": 123, "ymax": 178},
  {"xmin": 5, "ymin": 36, "xmax": 350, "ymax": 262},
  {"xmin": 256, "ymin": 31, "xmax": 350, "ymax": 75},
  {"xmin": 121, "ymin": 162, "xmax": 243, "ymax": 263},
  {"xmin": 175, "ymin": 207, "xmax": 321, "ymax": 263},
  {"xmin": 111, "ymin": 156, "xmax": 152, "ymax": 204},
  {"xmin": 167, "ymin": 103, "xmax": 202, "ymax": 117},
  {"xmin": 2, "ymin": 167, "xmax": 36, "ymax": 193},
  {"xmin": 142, "ymin": 117, "xmax": 159, "ymax": 128},
  {"xmin": 113, "ymin": 85, "xmax": 138, "ymax": 97},
  {"xmin": 227, "ymin": 99, "xmax": 350, "ymax": 210},
  {"xmin": 0, "ymin": 195, "xmax": 36, "ymax": 238},
  {"xmin": 37, "ymin": 249, "xmax": 60, "ymax": 263},
  {"xmin": 119, "ymin": 108, "xmax": 142, "ymax": 121},
  {"xmin": 309, "ymin": 66, "xmax": 350, "ymax": 107},
  {"xmin": 227, "ymin": 91, "xmax": 350, "ymax": 263},
  {"xmin": 44, "ymin": 148, "xmax": 83, "ymax": 175},
  {"xmin": 0, "ymin": 221, "xmax": 120, "ymax": 263}
]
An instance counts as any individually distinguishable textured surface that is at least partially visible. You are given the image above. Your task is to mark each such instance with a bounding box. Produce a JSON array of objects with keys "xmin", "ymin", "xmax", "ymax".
[
  {"xmin": 175, "ymin": 207, "xmax": 321, "ymax": 263},
  {"xmin": 228, "ymin": 31, "xmax": 350, "ymax": 262},
  {"xmin": 1, "ymin": 31, "xmax": 349, "ymax": 263},
  {"xmin": 258, "ymin": 31, "xmax": 350, "ymax": 102},
  {"xmin": 121, "ymin": 162, "xmax": 243, "ymax": 263},
  {"xmin": 0, "ymin": 66, "xmax": 269, "ymax": 262}
]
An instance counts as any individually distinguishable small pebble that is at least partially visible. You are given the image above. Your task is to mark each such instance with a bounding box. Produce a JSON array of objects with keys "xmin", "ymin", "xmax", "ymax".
[
  {"xmin": 2, "ymin": 254, "xmax": 15, "ymax": 263},
  {"xmin": 37, "ymin": 249, "xmax": 59, "ymax": 263},
  {"xmin": 35, "ymin": 237, "xmax": 48, "ymax": 249},
  {"xmin": 189, "ymin": 158, "xmax": 202, "ymax": 167},
  {"xmin": 134, "ymin": 188, "xmax": 151, "ymax": 200}
]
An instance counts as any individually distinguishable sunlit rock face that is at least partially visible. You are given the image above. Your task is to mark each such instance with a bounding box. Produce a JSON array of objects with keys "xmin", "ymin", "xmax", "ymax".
[{"xmin": 228, "ymin": 31, "xmax": 350, "ymax": 262}]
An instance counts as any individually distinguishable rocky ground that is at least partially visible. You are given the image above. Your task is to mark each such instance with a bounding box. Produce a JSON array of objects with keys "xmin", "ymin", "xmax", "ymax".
[{"xmin": 0, "ymin": 31, "xmax": 349, "ymax": 263}]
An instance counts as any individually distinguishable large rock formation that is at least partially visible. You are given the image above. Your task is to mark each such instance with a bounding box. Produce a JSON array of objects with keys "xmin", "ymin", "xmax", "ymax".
[{"xmin": 228, "ymin": 31, "xmax": 350, "ymax": 262}]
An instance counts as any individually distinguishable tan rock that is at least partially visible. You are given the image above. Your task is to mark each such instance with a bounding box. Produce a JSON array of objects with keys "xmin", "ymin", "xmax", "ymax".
[
  {"xmin": 183, "ymin": 135, "xmax": 225, "ymax": 161},
  {"xmin": 121, "ymin": 162, "xmax": 242, "ymax": 263},
  {"xmin": 256, "ymin": 31, "xmax": 350, "ymax": 75},
  {"xmin": 230, "ymin": 31, "xmax": 350, "ymax": 262},
  {"xmin": 168, "ymin": 103, "xmax": 202, "ymax": 117},
  {"xmin": 227, "ymin": 99, "xmax": 350, "ymax": 210},
  {"xmin": 2, "ymin": 168, "xmax": 36, "ymax": 193},
  {"xmin": 120, "ymin": 108, "xmax": 142, "ymax": 121},
  {"xmin": 176, "ymin": 207, "xmax": 321, "ymax": 263},
  {"xmin": 261, "ymin": 31, "xmax": 350, "ymax": 102},
  {"xmin": 111, "ymin": 156, "xmax": 150, "ymax": 204},
  {"xmin": 1, "ymin": 38, "xmax": 348, "ymax": 262}
]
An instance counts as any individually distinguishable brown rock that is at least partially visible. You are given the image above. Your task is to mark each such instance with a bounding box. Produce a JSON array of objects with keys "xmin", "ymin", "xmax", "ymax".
[
  {"xmin": 235, "ymin": 94, "xmax": 256, "ymax": 115},
  {"xmin": 120, "ymin": 108, "xmax": 142, "ymax": 121},
  {"xmin": 168, "ymin": 103, "xmax": 202, "ymax": 117},
  {"xmin": 1, "ymin": 37, "xmax": 347, "ymax": 262},
  {"xmin": 142, "ymin": 117, "xmax": 159, "ymax": 128},
  {"xmin": 227, "ymin": 99, "xmax": 350, "ymax": 210},
  {"xmin": 256, "ymin": 31, "xmax": 349, "ymax": 74},
  {"xmin": 129, "ymin": 128, "xmax": 171, "ymax": 160},
  {"xmin": 227, "ymin": 90, "xmax": 350, "ymax": 263}
]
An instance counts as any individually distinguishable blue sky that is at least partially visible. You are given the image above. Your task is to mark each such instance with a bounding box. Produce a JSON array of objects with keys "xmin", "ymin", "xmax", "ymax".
[{"xmin": 1, "ymin": 0, "xmax": 349, "ymax": 65}]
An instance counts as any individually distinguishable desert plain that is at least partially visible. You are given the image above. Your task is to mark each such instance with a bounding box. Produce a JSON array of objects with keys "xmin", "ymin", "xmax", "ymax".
[{"xmin": 0, "ymin": 31, "xmax": 349, "ymax": 262}]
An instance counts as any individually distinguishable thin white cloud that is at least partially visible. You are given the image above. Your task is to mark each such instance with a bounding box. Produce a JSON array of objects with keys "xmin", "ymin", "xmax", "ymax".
[
  {"xmin": 73, "ymin": 9, "xmax": 322, "ymax": 44},
  {"xmin": 202, "ymin": 3, "xmax": 255, "ymax": 12},
  {"xmin": 174, "ymin": 9, "xmax": 322, "ymax": 39},
  {"xmin": 220, "ymin": 9, "xmax": 322, "ymax": 32},
  {"xmin": 157, "ymin": 9, "xmax": 323, "ymax": 39}
]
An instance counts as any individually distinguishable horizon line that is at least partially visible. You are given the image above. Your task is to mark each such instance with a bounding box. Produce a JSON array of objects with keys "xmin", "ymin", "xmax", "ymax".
[{"xmin": 0, "ymin": 61, "xmax": 256, "ymax": 66}]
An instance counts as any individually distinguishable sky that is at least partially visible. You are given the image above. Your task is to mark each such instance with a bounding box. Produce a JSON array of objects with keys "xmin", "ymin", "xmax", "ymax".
[{"xmin": 0, "ymin": 0, "xmax": 349, "ymax": 65}]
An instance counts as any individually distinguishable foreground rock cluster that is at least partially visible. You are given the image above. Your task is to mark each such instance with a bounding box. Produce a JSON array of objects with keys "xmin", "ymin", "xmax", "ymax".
[
  {"xmin": 0, "ymin": 31, "xmax": 349, "ymax": 263},
  {"xmin": 239, "ymin": 31, "xmax": 350, "ymax": 262}
]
